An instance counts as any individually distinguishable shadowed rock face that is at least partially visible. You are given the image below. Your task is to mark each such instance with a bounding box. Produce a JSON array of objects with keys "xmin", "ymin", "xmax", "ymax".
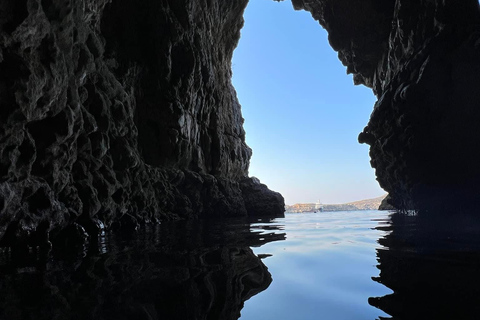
[
  {"xmin": 2, "ymin": 0, "xmax": 479, "ymax": 247},
  {"xmin": 0, "ymin": 0, "xmax": 284, "ymax": 246},
  {"xmin": 254, "ymin": 0, "xmax": 480, "ymax": 212},
  {"xmin": 293, "ymin": 0, "xmax": 480, "ymax": 211}
]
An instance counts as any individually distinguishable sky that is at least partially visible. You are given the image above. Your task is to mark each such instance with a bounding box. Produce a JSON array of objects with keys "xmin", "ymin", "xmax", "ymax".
[{"xmin": 231, "ymin": 0, "xmax": 386, "ymax": 205}]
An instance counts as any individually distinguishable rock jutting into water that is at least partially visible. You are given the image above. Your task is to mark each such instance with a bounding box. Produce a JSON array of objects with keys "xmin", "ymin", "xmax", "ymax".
[{"xmin": 0, "ymin": 0, "xmax": 284, "ymax": 248}]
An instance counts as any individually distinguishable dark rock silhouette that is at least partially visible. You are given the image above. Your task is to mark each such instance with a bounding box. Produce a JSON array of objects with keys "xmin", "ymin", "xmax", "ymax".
[
  {"xmin": 293, "ymin": 0, "xmax": 480, "ymax": 211},
  {"xmin": 378, "ymin": 194, "xmax": 395, "ymax": 211},
  {"xmin": 0, "ymin": 218, "xmax": 286, "ymax": 320},
  {"xmin": 370, "ymin": 212, "xmax": 480, "ymax": 319},
  {"xmin": 2, "ymin": 0, "xmax": 480, "ymax": 247},
  {"xmin": 0, "ymin": 0, "xmax": 283, "ymax": 247}
]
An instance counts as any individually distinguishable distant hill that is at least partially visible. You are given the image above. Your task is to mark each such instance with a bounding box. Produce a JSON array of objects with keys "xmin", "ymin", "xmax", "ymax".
[{"xmin": 285, "ymin": 194, "xmax": 388, "ymax": 213}]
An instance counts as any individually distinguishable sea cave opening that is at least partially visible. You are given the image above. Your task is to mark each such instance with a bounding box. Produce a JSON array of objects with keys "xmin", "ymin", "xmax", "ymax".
[{"xmin": 232, "ymin": 0, "xmax": 385, "ymax": 207}]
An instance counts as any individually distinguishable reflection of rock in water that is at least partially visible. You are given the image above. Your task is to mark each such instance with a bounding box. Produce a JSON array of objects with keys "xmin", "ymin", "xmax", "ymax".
[
  {"xmin": 370, "ymin": 212, "xmax": 480, "ymax": 320},
  {"xmin": 0, "ymin": 219, "xmax": 285, "ymax": 320}
]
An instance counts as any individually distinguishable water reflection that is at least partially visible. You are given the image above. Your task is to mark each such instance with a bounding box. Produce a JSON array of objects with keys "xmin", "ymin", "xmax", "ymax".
[
  {"xmin": 0, "ymin": 218, "xmax": 285, "ymax": 320},
  {"xmin": 370, "ymin": 212, "xmax": 480, "ymax": 320}
]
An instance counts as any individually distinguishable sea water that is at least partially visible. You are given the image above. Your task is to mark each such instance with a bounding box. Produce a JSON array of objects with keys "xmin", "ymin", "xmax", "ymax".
[
  {"xmin": 2, "ymin": 209, "xmax": 480, "ymax": 319},
  {"xmin": 241, "ymin": 210, "xmax": 480, "ymax": 320},
  {"xmin": 240, "ymin": 210, "xmax": 392, "ymax": 320}
]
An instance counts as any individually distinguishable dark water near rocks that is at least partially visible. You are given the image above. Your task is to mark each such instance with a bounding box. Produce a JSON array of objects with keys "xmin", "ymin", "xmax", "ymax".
[{"xmin": 1, "ymin": 210, "xmax": 480, "ymax": 320}]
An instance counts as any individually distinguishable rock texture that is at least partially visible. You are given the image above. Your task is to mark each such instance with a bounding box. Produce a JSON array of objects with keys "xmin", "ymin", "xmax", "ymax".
[
  {"xmin": 3, "ymin": 0, "xmax": 479, "ymax": 249},
  {"xmin": 293, "ymin": 0, "xmax": 480, "ymax": 212},
  {"xmin": 378, "ymin": 194, "xmax": 395, "ymax": 211},
  {"xmin": 0, "ymin": 0, "xmax": 284, "ymax": 247}
]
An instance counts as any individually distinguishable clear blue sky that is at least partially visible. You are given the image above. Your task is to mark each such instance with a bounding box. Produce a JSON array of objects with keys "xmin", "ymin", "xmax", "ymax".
[{"xmin": 231, "ymin": 0, "xmax": 385, "ymax": 205}]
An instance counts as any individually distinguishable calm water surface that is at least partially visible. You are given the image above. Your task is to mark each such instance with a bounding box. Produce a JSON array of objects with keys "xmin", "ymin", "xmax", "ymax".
[
  {"xmin": 2, "ymin": 209, "xmax": 480, "ymax": 319},
  {"xmin": 241, "ymin": 210, "xmax": 392, "ymax": 320}
]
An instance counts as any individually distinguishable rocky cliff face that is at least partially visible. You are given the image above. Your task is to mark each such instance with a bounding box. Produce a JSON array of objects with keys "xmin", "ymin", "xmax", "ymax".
[
  {"xmin": 0, "ymin": 0, "xmax": 284, "ymax": 248},
  {"xmin": 293, "ymin": 0, "xmax": 480, "ymax": 212},
  {"xmin": 3, "ymin": 0, "xmax": 480, "ymax": 249}
]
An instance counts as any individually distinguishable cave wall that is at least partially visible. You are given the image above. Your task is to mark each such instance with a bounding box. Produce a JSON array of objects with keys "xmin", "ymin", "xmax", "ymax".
[
  {"xmin": 3, "ymin": 0, "xmax": 478, "ymax": 248},
  {"xmin": 293, "ymin": 0, "xmax": 480, "ymax": 211},
  {"xmin": 0, "ymin": 0, "xmax": 284, "ymax": 247}
]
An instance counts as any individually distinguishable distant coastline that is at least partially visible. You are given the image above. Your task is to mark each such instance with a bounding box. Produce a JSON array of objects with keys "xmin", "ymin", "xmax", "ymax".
[{"xmin": 285, "ymin": 194, "xmax": 388, "ymax": 213}]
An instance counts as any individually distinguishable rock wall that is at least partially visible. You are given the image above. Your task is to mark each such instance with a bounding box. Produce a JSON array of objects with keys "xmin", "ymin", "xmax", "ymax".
[
  {"xmin": 0, "ymin": 0, "xmax": 284, "ymax": 248},
  {"xmin": 4, "ymin": 0, "xmax": 478, "ymax": 248},
  {"xmin": 293, "ymin": 0, "xmax": 480, "ymax": 211}
]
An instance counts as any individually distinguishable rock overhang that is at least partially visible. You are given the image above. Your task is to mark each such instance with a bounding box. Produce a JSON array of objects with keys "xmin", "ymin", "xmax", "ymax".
[
  {"xmin": 1, "ymin": 0, "xmax": 480, "ymax": 250},
  {"xmin": 278, "ymin": 0, "xmax": 480, "ymax": 211}
]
